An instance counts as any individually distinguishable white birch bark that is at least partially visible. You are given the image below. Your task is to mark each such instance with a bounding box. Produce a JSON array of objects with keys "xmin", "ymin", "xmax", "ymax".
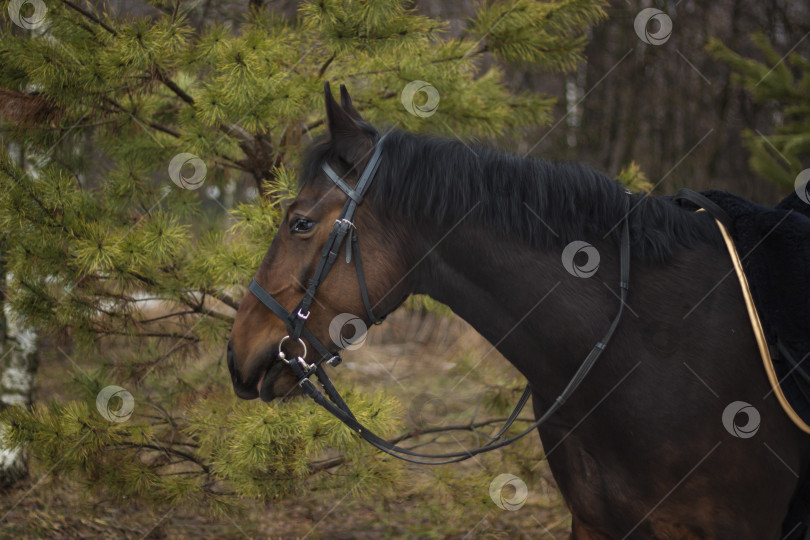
[
  {"xmin": 0, "ymin": 306, "xmax": 38, "ymax": 486},
  {"xmin": 0, "ymin": 144, "xmax": 38, "ymax": 486}
]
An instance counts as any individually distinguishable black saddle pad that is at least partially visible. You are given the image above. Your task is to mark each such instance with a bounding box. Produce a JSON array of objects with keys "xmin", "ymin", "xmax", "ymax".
[{"xmin": 691, "ymin": 190, "xmax": 810, "ymax": 426}]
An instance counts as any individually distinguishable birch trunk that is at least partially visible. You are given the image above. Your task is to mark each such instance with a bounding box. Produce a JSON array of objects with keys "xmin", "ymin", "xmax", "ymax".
[
  {"xmin": 0, "ymin": 299, "xmax": 38, "ymax": 487},
  {"xmin": 0, "ymin": 145, "xmax": 38, "ymax": 487}
]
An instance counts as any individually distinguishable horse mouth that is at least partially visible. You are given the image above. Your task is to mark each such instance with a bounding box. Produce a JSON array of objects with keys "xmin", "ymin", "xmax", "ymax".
[
  {"xmin": 229, "ymin": 346, "xmax": 283, "ymax": 402},
  {"xmin": 256, "ymin": 355, "xmax": 285, "ymax": 402},
  {"xmin": 230, "ymin": 344, "xmax": 305, "ymax": 403}
]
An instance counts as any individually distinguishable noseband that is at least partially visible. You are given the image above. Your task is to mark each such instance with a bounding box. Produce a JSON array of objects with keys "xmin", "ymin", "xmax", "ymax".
[{"xmin": 248, "ymin": 136, "xmax": 632, "ymax": 464}]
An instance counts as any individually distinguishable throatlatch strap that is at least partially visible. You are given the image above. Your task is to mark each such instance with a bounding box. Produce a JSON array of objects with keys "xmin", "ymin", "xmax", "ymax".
[{"xmin": 352, "ymin": 232, "xmax": 382, "ymax": 324}]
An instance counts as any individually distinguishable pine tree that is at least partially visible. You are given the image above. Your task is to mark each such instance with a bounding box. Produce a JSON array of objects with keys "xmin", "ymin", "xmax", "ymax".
[
  {"xmin": 708, "ymin": 33, "xmax": 810, "ymax": 188},
  {"xmin": 0, "ymin": 0, "xmax": 606, "ymax": 527}
]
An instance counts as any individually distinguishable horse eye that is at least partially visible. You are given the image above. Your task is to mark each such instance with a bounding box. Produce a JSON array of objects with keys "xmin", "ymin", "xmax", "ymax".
[{"xmin": 290, "ymin": 217, "xmax": 314, "ymax": 234}]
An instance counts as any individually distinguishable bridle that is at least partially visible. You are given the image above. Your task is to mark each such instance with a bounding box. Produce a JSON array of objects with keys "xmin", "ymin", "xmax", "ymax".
[{"xmin": 247, "ymin": 134, "xmax": 632, "ymax": 464}]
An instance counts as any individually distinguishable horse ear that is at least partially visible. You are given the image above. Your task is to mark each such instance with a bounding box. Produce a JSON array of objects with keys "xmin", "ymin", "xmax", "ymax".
[
  {"xmin": 339, "ymin": 84, "xmax": 364, "ymax": 122},
  {"xmin": 324, "ymin": 82, "xmax": 374, "ymax": 166},
  {"xmin": 324, "ymin": 82, "xmax": 359, "ymax": 139}
]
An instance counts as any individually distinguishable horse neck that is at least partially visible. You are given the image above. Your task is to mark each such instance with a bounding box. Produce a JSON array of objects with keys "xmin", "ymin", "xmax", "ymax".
[{"xmin": 411, "ymin": 221, "xmax": 624, "ymax": 388}]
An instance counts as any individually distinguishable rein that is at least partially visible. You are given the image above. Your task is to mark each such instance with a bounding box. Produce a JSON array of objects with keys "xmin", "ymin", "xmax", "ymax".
[{"xmin": 248, "ymin": 136, "xmax": 632, "ymax": 464}]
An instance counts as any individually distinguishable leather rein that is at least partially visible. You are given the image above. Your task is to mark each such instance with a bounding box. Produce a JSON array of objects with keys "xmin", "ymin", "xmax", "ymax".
[{"xmin": 247, "ymin": 135, "xmax": 632, "ymax": 464}]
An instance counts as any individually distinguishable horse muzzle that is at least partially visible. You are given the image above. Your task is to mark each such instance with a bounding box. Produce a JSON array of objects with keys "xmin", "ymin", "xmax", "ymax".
[{"xmin": 227, "ymin": 339, "xmax": 302, "ymax": 402}]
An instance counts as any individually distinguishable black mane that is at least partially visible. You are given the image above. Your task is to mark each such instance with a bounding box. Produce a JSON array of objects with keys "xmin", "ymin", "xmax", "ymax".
[{"xmin": 300, "ymin": 129, "xmax": 721, "ymax": 262}]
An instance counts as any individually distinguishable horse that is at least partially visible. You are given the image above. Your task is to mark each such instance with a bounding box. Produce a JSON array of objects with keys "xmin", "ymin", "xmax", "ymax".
[{"xmin": 227, "ymin": 84, "xmax": 810, "ymax": 539}]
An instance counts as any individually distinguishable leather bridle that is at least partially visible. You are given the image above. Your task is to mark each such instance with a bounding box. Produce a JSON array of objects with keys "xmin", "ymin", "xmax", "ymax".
[{"xmin": 247, "ymin": 135, "xmax": 632, "ymax": 464}]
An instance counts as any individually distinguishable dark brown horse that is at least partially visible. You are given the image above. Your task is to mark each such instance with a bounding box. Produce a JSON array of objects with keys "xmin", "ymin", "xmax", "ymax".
[{"xmin": 228, "ymin": 86, "xmax": 810, "ymax": 539}]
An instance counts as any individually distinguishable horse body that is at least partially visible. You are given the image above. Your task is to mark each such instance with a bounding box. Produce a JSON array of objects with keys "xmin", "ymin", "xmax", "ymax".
[
  {"xmin": 412, "ymin": 220, "xmax": 808, "ymax": 538},
  {"xmin": 228, "ymin": 85, "xmax": 810, "ymax": 539}
]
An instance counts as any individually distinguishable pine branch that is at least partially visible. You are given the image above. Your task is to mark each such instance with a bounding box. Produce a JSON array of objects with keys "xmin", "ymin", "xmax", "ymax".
[
  {"xmin": 113, "ymin": 443, "xmax": 211, "ymax": 473},
  {"xmin": 136, "ymin": 310, "xmax": 197, "ymax": 324},
  {"xmin": 309, "ymin": 455, "xmax": 344, "ymax": 471},
  {"xmin": 216, "ymin": 158, "xmax": 251, "ymax": 173},
  {"xmin": 97, "ymin": 330, "xmax": 199, "ymax": 340},
  {"xmin": 204, "ymin": 289, "xmax": 239, "ymax": 311},
  {"xmin": 141, "ymin": 337, "xmax": 198, "ymax": 373},
  {"xmin": 61, "ymin": 0, "xmax": 195, "ymax": 113},
  {"xmin": 318, "ymin": 53, "xmax": 337, "ymax": 78},
  {"xmin": 61, "ymin": 0, "xmax": 118, "ymax": 36},
  {"xmin": 346, "ymin": 46, "xmax": 489, "ymax": 78},
  {"xmin": 154, "ymin": 68, "xmax": 195, "ymax": 106},
  {"xmin": 0, "ymin": 88, "xmax": 64, "ymax": 126},
  {"xmin": 188, "ymin": 306, "xmax": 234, "ymax": 324},
  {"xmin": 104, "ymin": 98, "xmax": 181, "ymax": 138}
]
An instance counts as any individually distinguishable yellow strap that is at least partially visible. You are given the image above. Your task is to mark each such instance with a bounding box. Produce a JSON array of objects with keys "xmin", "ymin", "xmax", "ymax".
[{"xmin": 710, "ymin": 216, "xmax": 810, "ymax": 434}]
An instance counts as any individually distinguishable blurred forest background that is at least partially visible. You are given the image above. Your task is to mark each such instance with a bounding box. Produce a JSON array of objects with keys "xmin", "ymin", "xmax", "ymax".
[
  {"xmin": 0, "ymin": 0, "xmax": 808, "ymax": 538},
  {"xmin": 269, "ymin": 0, "xmax": 810, "ymax": 201}
]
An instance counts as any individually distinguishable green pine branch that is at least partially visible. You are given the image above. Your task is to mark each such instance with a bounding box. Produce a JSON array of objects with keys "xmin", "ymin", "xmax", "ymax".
[{"xmin": 708, "ymin": 33, "xmax": 810, "ymax": 187}]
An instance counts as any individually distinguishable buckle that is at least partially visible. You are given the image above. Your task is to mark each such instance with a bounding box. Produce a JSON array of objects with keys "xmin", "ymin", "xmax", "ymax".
[
  {"xmin": 296, "ymin": 356, "xmax": 315, "ymax": 373},
  {"xmin": 334, "ymin": 218, "xmax": 355, "ymax": 229},
  {"xmin": 297, "ymin": 308, "xmax": 310, "ymax": 320}
]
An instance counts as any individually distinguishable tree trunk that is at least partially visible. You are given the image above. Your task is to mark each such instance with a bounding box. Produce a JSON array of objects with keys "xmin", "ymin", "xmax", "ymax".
[
  {"xmin": 0, "ymin": 299, "xmax": 38, "ymax": 487},
  {"xmin": 0, "ymin": 145, "xmax": 38, "ymax": 488}
]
